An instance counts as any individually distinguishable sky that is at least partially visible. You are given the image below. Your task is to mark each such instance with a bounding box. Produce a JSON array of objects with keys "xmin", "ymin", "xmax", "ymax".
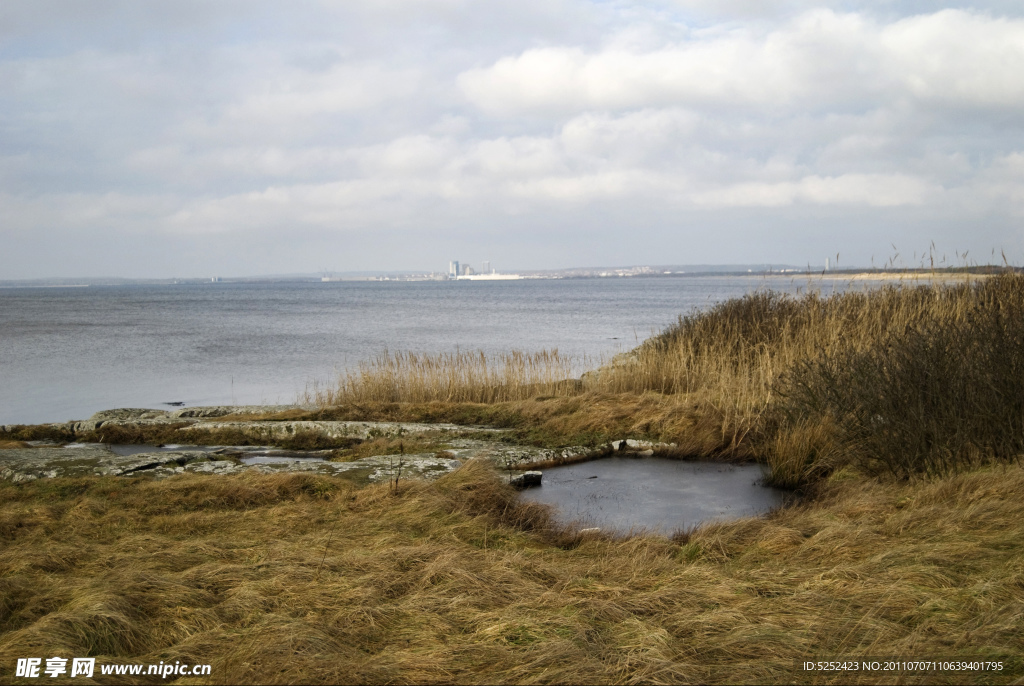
[{"xmin": 2, "ymin": 0, "xmax": 1023, "ymax": 278}]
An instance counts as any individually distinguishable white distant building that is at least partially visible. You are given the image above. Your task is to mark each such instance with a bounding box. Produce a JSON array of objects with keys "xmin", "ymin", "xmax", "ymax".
[
  {"xmin": 457, "ymin": 273, "xmax": 523, "ymax": 280},
  {"xmin": 449, "ymin": 259, "xmax": 522, "ymax": 280}
]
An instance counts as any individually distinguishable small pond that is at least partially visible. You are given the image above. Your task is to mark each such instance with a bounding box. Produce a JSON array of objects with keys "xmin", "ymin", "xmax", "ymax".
[{"xmin": 518, "ymin": 457, "xmax": 786, "ymax": 534}]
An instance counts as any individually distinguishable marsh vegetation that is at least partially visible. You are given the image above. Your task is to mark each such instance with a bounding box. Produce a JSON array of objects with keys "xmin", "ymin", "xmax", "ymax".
[
  {"xmin": 306, "ymin": 273, "xmax": 1024, "ymax": 488},
  {"xmin": 3, "ymin": 273, "xmax": 1024, "ymax": 683},
  {"xmin": 1, "ymin": 460, "xmax": 1021, "ymax": 684}
]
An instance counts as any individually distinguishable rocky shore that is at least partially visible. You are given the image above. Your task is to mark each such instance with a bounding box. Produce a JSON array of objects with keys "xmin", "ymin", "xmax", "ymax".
[
  {"xmin": 1, "ymin": 405, "xmax": 500, "ymax": 441},
  {"xmin": 0, "ymin": 405, "xmax": 673, "ymax": 484},
  {"xmin": 0, "ymin": 444, "xmax": 465, "ymax": 484}
]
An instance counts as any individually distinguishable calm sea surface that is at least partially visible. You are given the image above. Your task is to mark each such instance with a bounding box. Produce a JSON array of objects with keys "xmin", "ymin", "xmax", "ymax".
[{"xmin": 1, "ymin": 276, "xmax": 855, "ymax": 424}]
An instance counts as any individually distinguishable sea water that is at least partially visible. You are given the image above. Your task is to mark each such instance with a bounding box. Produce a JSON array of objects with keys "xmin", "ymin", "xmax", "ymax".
[{"xmin": 0, "ymin": 275, "xmax": 849, "ymax": 424}]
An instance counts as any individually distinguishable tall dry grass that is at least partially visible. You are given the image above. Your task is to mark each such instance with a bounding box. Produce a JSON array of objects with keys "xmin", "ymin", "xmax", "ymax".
[
  {"xmin": 303, "ymin": 273, "xmax": 1024, "ymax": 486},
  {"xmin": 592, "ymin": 276, "xmax": 997, "ymax": 415},
  {"xmin": 1, "ymin": 462, "xmax": 1022, "ymax": 684},
  {"xmin": 614, "ymin": 273, "xmax": 1024, "ymax": 484},
  {"xmin": 776, "ymin": 274, "xmax": 1024, "ymax": 481},
  {"xmin": 304, "ymin": 349, "xmax": 582, "ymax": 405}
]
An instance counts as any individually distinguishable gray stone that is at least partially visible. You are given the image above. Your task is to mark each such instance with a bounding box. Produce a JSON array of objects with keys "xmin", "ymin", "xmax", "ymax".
[
  {"xmin": 610, "ymin": 439, "xmax": 677, "ymax": 453},
  {"xmin": 183, "ymin": 460, "xmax": 245, "ymax": 475},
  {"xmin": 85, "ymin": 405, "xmax": 312, "ymax": 421},
  {"xmin": 169, "ymin": 405, "xmax": 308, "ymax": 419},
  {"xmin": 89, "ymin": 408, "xmax": 172, "ymax": 421},
  {"xmin": 2, "ymin": 407, "xmax": 624, "ymax": 486},
  {"xmin": 48, "ymin": 412, "xmax": 511, "ymax": 443},
  {"xmin": 0, "ymin": 446, "xmax": 214, "ymax": 481},
  {"xmin": 71, "ymin": 420, "xmax": 106, "ymax": 433},
  {"xmin": 509, "ymin": 471, "xmax": 543, "ymax": 488},
  {"xmin": 189, "ymin": 420, "xmax": 499, "ymax": 441}
]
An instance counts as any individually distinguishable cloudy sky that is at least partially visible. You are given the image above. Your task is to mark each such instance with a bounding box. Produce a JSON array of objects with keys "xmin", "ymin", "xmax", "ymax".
[{"xmin": 2, "ymin": 0, "xmax": 1023, "ymax": 278}]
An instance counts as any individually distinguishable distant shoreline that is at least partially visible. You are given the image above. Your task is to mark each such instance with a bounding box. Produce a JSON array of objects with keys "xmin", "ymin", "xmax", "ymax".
[
  {"xmin": 759, "ymin": 270, "xmax": 993, "ymax": 282},
  {"xmin": 0, "ymin": 266, "xmax": 1014, "ymax": 289}
]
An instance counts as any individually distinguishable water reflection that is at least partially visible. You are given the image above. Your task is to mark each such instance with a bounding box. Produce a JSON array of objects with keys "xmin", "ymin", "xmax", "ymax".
[{"xmin": 518, "ymin": 457, "xmax": 785, "ymax": 534}]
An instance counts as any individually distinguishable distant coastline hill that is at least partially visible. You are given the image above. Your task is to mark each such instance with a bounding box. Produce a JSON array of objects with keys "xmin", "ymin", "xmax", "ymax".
[{"xmin": 2, "ymin": 264, "xmax": 1018, "ymax": 288}]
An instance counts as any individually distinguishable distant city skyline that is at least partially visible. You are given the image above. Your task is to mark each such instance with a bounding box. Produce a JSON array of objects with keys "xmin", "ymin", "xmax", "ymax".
[{"xmin": 2, "ymin": 1, "xmax": 1024, "ymax": 279}]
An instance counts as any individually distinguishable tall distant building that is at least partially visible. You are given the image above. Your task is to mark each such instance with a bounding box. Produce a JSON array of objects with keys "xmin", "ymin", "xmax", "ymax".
[
  {"xmin": 482, "ymin": 261, "xmax": 492, "ymax": 274},
  {"xmin": 449, "ymin": 261, "xmax": 460, "ymax": 278}
]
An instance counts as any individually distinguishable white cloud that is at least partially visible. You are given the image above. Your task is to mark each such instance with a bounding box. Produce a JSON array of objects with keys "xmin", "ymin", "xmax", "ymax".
[
  {"xmin": 221, "ymin": 61, "xmax": 425, "ymax": 124},
  {"xmin": 2, "ymin": 2, "xmax": 1024, "ymax": 276},
  {"xmin": 969, "ymin": 152, "xmax": 1024, "ymax": 214},
  {"xmin": 558, "ymin": 108, "xmax": 701, "ymax": 166},
  {"xmin": 0, "ymin": 190, "xmax": 180, "ymax": 235},
  {"xmin": 367, "ymin": 135, "xmax": 459, "ymax": 175},
  {"xmin": 690, "ymin": 173, "xmax": 935, "ymax": 207},
  {"xmin": 458, "ymin": 9, "xmax": 1024, "ymax": 114},
  {"xmin": 880, "ymin": 10, "xmax": 1024, "ymax": 105},
  {"xmin": 458, "ymin": 41, "xmax": 802, "ymax": 114}
]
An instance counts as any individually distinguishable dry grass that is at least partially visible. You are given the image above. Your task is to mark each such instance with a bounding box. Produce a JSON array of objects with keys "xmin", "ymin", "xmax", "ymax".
[
  {"xmin": 774, "ymin": 275, "xmax": 1024, "ymax": 481},
  {"xmin": 304, "ymin": 350, "xmax": 581, "ymax": 405},
  {"xmin": 299, "ymin": 392, "xmax": 761, "ymax": 460},
  {"xmin": 5, "ymin": 272, "xmax": 1024, "ymax": 683},
  {"xmin": 328, "ymin": 436, "xmax": 440, "ymax": 462},
  {"xmin": 300, "ymin": 273, "xmax": 1024, "ymax": 487},
  {"xmin": 1, "ymin": 461, "xmax": 1022, "ymax": 684},
  {"xmin": 594, "ymin": 277, "xmax": 1011, "ymax": 446}
]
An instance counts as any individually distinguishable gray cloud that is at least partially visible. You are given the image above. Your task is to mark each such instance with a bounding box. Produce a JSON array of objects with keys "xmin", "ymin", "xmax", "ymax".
[{"xmin": 1, "ymin": 1, "xmax": 1023, "ymax": 278}]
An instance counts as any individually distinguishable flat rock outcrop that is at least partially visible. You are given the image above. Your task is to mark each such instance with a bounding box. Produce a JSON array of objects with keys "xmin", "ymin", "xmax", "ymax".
[
  {"xmin": 0, "ymin": 446, "xmax": 212, "ymax": 482},
  {"xmin": 89, "ymin": 405, "xmax": 311, "ymax": 421},
  {"xmin": 0, "ymin": 406, "xmax": 666, "ymax": 484},
  {"xmin": 168, "ymin": 405, "xmax": 306, "ymax": 418},
  {"xmin": 0, "ymin": 445, "xmax": 468, "ymax": 484},
  {"xmin": 188, "ymin": 420, "xmax": 496, "ymax": 441},
  {"xmin": 18, "ymin": 406, "xmax": 507, "ymax": 443}
]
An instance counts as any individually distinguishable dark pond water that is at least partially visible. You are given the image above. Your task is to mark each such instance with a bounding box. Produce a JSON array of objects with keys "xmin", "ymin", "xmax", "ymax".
[{"xmin": 518, "ymin": 457, "xmax": 785, "ymax": 534}]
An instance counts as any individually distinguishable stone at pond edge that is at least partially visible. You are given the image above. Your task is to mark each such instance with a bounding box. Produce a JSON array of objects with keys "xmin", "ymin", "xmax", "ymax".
[
  {"xmin": 610, "ymin": 438, "xmax": 676, "ymax": 454},
  {"xmin": 510, "ymin": 471, "xmax": 542, "ymax": 489}
]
